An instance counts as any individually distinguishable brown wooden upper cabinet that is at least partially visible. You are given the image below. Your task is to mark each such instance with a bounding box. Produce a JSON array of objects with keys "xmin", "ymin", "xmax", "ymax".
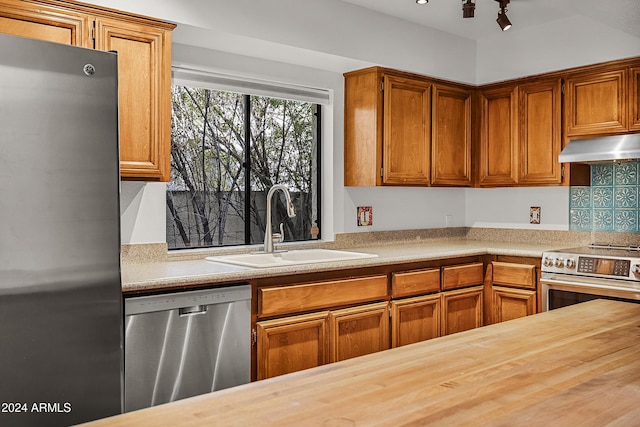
[
  {"xmin": 0, "ymin": 0, "xmax": 175, "ymax": 181},
  {"xmin": 564, "ymin": 67, "xmax": 628, "ymax": 137},
  {"xmin": 0, "ymin": 0, "xmax": 88, "ymax": 45},
  {"xmin": 630, "ymin": 66, "xmax": 640, "ymax": 131},
  {"xmin": 518, "ymin": 79, "xmax": 562, "ymax": 185},
  {"xmin": 344, "ymin": 67, "xmax": 472, "ymax": 187},
  {"xmin": 383, "ymin": 74, "xmax": 431, "ymax": 185},
  {"xmin": 345, "ymin": 58, "xmax": 640, "ymax": 188},
  {"xmin": 479, "ymin": 78, "xmax": 562, "ymax": 187},
  {"xmin": 431, "ymin": 84, "xmax": 472, "ymax": 186},
  {"xmin": 479, "ymin": 84, "xmax": 518, "ymax": 186}
]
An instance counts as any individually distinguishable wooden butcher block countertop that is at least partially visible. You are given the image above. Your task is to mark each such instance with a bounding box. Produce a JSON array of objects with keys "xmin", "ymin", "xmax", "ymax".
[{"xmin": 85, "ymin": 300, "xmax": 640, "ymax": 426}]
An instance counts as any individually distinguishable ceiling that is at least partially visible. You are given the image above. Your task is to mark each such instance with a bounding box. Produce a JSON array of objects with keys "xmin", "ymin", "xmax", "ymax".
[{"xmin": 337, "ymin": 0, "xmax": 640, "ymax": 41}]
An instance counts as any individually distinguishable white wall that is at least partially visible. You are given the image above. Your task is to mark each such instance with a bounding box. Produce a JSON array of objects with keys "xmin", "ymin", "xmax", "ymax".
[
  {"xmin": 81, "ymin": 0, "xmax": 477, "ymax": 84},
  {"xmin": 465, "ymin": 187, "xmax": 570, "ymax": 230},
  {"xmin": 476, "ymin": 16, "xmax": 640, "ymax": 84},
  {"xmin": 100, "ymin": 1, "xmax": 640, "ymax": 244},
  {"xmin": 120, "ymin": 182, "xmax": 167, "ymax": 244},
  {"xmin": 343, "ymin": 187, "xmax": 466, "ymax": 233}
]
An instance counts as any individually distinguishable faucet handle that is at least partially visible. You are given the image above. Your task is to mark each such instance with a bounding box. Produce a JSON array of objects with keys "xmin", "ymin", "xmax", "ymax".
[{"xmin": 272, "ymin": 223, "xmax": 285, "ymax": 244}]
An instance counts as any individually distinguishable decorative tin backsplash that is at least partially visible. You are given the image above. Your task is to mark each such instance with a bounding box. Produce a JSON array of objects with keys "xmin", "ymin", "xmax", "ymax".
[{"xmin": 570, "ymin": 161, "xmax": 639, "ymax": 232}]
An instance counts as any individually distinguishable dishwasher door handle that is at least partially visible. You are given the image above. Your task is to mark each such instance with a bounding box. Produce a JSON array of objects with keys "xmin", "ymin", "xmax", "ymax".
[{"xmin": 178, "ymin": 305, "xmax": 208, "ymax": 316}]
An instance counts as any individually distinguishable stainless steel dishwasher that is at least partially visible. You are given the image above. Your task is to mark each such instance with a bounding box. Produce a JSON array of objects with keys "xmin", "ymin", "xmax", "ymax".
[{"xmin": 124, "ymin": 285, "xmax": 251, "ymax": 412}]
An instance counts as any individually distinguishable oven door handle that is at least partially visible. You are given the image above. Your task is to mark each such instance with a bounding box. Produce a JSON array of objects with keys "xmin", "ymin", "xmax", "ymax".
[
  {"xmin": 541, "ymin": 274, "xmax": 640, "ymax": 291},
  {"xmin": 541, "ymin": 276, "xmax": 640, "ymax": 312}
]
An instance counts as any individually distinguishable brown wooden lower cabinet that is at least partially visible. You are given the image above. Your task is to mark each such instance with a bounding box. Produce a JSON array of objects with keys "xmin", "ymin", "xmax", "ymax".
[
  {"xmin": 441, "ymin": 286, "xmax": 483, "ymax": 336},
  {"xmin": 256, "ymin": 261, "xmax": 488, "ymax": 380},
  {"xmin": 492, "ymin": 286, "xmax": 536, "ymax": 323},
  {"xmin": 257, "ymin": 302, "xmax": 390, "ymax": 379},
  {"xmin": 256, "ymin": 311, "xmax": 329, "ymax": 380},
  {"xmin": 488, "ymin": 260, "xmax": 539, "ymax": 324},
  {"xmin": 330, "ymin": 302, "xmax": 390, "ymax": 363},
  {"xmin": 391, "ymin": 294, "xmax": 441, "ymax": 347}
]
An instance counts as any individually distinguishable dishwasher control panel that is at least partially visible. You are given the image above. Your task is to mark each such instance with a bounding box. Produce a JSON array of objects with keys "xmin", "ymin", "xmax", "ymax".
[{"xmin": 125, "ymin": 284, "xmax": 251, "ymax": 316}]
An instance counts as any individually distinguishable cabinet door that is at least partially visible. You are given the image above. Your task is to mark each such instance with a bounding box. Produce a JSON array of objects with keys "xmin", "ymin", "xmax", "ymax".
[
  {"xmin": 479, "ymin": 85, "xmax": 518, "ymax": 186},
  {"xmin": 431, "ymin": 84, "xmax": 472, "ymax": 186},
  {"xmin": 329, "ymin": 302, "xmax": 389, "ymax": 363},
  {"xmin": 631, "ymin": 66, "xmax": 640, "ymax": 131},
  {"xmin": 95, "ymin": 17, "xmax": 172, "ymax": 181},
  {"xmin": 565, "ymin": 69, "xmax": 628, "ymax": 136},
  {"xmin": 344, "ymin": 68, "xmax": 382, "ymax": 186},
  {"xmin": 383, "ymin": 75, "xmax": 431, "ymax": 185},
  {"xmin": 518, "ymin": 79, "xmax": 562, "ymax": 185},
  {"xmin": 441, "ymin": 286, "xmax": 483, "ymax": 336},
  {"xmin": 0, "ymin": 0, "xmax": 89, "ymax": 46},
  {"xmin": 492, "ymin": 286, "xmax": 536, "ymax": 323},
  {"xmin": 256, "ymin": 312, "xmax": 329, "ymax": 380},
  {"xmin": 391, "ymin": 294, "xmax": 440, "ymax": 347}
]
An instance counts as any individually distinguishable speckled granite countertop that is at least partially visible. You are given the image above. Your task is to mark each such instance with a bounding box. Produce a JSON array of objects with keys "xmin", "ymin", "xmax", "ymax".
[{"xmin": 121, "ymin": 238, "xmax": 569, "ymax": 294}]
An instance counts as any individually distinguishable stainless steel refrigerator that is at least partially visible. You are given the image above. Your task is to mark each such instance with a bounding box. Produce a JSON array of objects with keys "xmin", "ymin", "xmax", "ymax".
[{"xmin": 0, "ymin": 34, "xmax": 122, "ymax": 426}]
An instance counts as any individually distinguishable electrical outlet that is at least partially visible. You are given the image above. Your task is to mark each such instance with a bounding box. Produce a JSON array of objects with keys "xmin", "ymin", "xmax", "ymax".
[
  {"xmin": 530, "ymin": 207, "xmax": 541, "ymax": 224},
  {"xmin": 357, "ymin": 206, "xmax": 372, "ymax": 226},
  {"xmin": 445, "ymin": 214, "xmax": 453, "ymax": 227}
]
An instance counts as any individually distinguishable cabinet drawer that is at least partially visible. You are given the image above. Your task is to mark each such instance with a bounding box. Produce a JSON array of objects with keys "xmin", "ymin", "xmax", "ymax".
[
  {"xmin": 442, "ymin": 263, "xmax": 484, "ymax": 290},
  {"xmin": 391, "ymin": 268, "xmax": 440, "ymax": 298},
  {"xmin": 259, "ymin": 275, "xmax": 388, "ymax": 318},
  {"xmin": 492, "ymin": 262, "xmax": 536, "ymax": 289}
]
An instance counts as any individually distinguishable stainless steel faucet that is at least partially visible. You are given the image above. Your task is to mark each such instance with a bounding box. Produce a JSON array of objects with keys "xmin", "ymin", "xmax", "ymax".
[{"xmin": 263, "ymin": 184, "xmax": 296, "ymax": 253}]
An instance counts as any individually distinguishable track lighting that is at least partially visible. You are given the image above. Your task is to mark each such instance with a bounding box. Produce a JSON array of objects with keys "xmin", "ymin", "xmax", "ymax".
[
  {"xmin": 462, "ymin": 1, "xmax": 475, "ymax": 19},
  {"xmin": 416, "ymin": 0, "xmax": 513, "ymax": 31},
  {"xmin": 496, "ymin": 0, "xmax": 512, "ymax": 31},
  {"xmin": 496, "ymin": 10, "xmax": 512, "ymax": 31}
]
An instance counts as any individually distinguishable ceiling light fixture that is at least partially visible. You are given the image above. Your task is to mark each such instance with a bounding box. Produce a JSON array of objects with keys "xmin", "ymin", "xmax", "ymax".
[
  {"xmin": 416, "ymin": 0, "xmax": 513, "ymax": 31},
  {"xmin": 496, "ymin": 0, "xmax": 512, "ymax": 31},
  {"xmin": 462, "ymin": 0, "xmax": 475, "ymax": 18}
]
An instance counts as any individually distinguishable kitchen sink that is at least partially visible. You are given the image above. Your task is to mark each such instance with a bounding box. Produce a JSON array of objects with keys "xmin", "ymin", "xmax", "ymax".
[{"xmin": 206, "ymin": 249, "xmax": 378, "ymax": 268}]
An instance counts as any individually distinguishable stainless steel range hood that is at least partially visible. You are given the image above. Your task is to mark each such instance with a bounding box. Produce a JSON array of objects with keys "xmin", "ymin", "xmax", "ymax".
[{"xmin": 559, "ymin": 134, "xmax": 640, "ymax": 163}]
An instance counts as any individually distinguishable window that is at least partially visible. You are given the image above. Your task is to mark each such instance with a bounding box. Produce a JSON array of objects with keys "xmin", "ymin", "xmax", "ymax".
[{"xmin": 166, "ymin": 80, "xmax": 321, "ymax": 250}]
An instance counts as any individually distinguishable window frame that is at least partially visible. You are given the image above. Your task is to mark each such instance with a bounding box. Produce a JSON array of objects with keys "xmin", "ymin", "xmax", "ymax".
[{"xmin": 167, "ymin": 77, "xmax": 323, "ymax": 250}]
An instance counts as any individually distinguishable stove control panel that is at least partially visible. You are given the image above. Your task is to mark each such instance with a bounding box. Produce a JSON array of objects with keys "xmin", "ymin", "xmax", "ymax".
[
  {"xmin": 542, "ymin": 249, "xmax": 640, "ymax": 281},
  {"xmin": 577, "ymin": 257, "xmax": 630, "ymax": 277}
]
